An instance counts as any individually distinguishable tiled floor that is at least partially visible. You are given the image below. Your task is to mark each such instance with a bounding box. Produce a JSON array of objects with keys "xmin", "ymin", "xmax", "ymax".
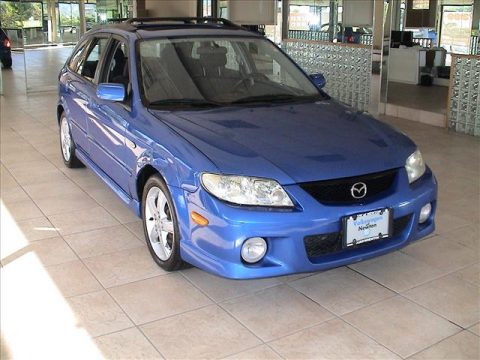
[
  {"xmin": 1, "ymin": 62, "xmax": 479, "ymax": 359},
  {"xmin": 387, "ymin": 81, "xmax": 448, "ymax": 114}
]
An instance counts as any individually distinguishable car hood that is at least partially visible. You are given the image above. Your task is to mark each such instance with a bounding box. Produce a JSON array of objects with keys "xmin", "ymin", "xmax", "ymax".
[{"xmin": 151, "ymin": 100, "xmax": 416, "ymax": 185}]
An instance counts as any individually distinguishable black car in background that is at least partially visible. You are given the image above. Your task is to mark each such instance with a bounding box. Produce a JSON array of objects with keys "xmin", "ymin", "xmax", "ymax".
[{"xmin": 0, "ymin": 28, "xmax": 12, "ymax": 68}]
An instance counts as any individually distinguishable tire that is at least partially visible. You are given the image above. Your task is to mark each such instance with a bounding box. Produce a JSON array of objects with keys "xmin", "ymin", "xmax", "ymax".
[
  {"xmin": 59, "ymin": 113, "xmax": 84, "ymax": 168},
  {"xmin": 142, "ymin": 175, "xmax": 186, "ymax": 271},
  {"xmin": 1, "ymin": 57, "xmax": 12, "ymax": 68}
]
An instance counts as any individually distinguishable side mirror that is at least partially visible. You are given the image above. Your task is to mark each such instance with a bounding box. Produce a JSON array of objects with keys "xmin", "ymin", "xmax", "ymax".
[
  {"xmin": 310, "ymin": 73, "xmax": 326, "ymax": 89},
  {"xmin": 97, "ymin": 83, "xmax": 125, "ymax": 102}
]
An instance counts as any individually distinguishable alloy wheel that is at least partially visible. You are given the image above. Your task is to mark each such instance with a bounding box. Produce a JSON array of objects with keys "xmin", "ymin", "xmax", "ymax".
[{"xmin": 145, "ymin": 186, "xmax": 175, "ymax": 261}]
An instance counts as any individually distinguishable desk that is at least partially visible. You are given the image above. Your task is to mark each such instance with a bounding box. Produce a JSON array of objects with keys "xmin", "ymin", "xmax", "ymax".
[{"xmin": 388, "ymin": 47, "xmax": 446, "ymax": 84}]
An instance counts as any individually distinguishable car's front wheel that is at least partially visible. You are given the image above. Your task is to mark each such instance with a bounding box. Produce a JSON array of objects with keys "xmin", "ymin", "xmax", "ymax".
[
  {"xmin": 142, "ymin": 175, "xmax": 186, "ymax": 271},
  {"xmin": 59, "ymin": 113, "xmax": 83, "ymax": 168}
]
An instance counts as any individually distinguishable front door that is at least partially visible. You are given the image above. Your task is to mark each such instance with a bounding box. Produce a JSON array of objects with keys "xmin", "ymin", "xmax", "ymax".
[{"xmin": 86, "ymin": 37, "xmax": 132, "ymax": 194}]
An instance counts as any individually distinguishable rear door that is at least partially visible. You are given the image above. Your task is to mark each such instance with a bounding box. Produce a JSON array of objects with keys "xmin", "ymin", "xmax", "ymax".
[
  {"xmin": 62, "ymin": 38, "xmax": 93, "ymax": 154},
  {"xmin": 86, "ymin": 36, "xmax": 132, "ymax": 193}
]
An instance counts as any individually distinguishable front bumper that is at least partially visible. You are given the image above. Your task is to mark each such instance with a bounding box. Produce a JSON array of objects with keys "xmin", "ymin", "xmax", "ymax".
[{"xmin": 177, "ymin": 167, "xmax": 437, "ymax": 279}]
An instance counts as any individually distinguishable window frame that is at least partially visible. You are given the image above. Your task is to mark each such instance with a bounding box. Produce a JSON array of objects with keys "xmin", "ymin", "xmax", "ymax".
[
  {"xmin": 67, "ymin": 33, "xmax": 111, "ymax": 85},
  {"xmin": 98, "ymin": 34, "xmax": 132, "ymax": 109},
  {"xmin": 67, "ymin": 38, "xmax": 91, "ymax": 74}
]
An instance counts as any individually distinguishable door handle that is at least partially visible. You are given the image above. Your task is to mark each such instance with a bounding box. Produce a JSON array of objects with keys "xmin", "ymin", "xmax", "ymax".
[{"xmin": 126, "ymin": 138, "xmax": 136, "ymax": 149}]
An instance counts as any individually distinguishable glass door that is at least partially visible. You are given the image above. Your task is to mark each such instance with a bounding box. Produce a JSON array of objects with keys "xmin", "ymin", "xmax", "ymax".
[{"xmin": 439, "ymin": 5, "xmax": 473, "ymax": 64}]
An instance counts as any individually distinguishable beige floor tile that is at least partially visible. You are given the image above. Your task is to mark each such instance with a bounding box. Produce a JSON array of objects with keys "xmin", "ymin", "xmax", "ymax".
[
  {"xmin": 402, "ymin": 236, "xmax": 478, "ymax": 273},
  {"xmin": 12, "ymin": 216, "xmax": 60, "ymax": 241},
  {"xmin": 0, "ymin": 186, "xmax": 30, "ymax": 204},
  {"xmin": 68, "ymin": 290, "xmax": 133, "ymax": 337},
  {"xmin": 222, "ymin": 284, "xmax": 333, "ymax": 342},
  {"xmin": 63, "ymin": 225, "xmax": 143, "ymax": 259},
  {"xmin": 101, "ymin": 199, "xmax": 140, "ymax": 224},
  {"xmin": 403, "ymin": 274, "xmax": 480, "ymax": 328},
  {"xmin": 0, "ymin": 167, "xmax": 18, "ymax": 189},
  {"xmin": 10, "ymin": 167, "xmax": 67, "ymax": 186},
  {"xmin": 443, "ymin": 225, "xmax": 480, "ymax": 252},
  {"xmin": 224, "ymin": 345, "xmax": 281, "ymax": 360},
  {"xmin": 48, "ymin": 206, "xmax": 119, "ymax": 235},
  {"xmin": 181, "ymin": 267, "xmax": 283, "ymax": 302},
  {"xmin": 94, "ymin": 327, "xmax": 163, "ymax": 360},
  {"xmin": 27, "ymin": 236, "xmax": 78, "ymax": 266},
  {"xmin": 84, "ymin": 247, "xmax": 166, "ymax": 288},
  {"xmin": 124, "ymin": 221, "xmax": 145, "ymax": 240},
  {"xmin": 290, "ymin": 267, "xmax": 395, "ymax": 315},
  {"xmin": 434, "ymin": 212, "xmax": 472, "ymax": 235},
  {"xmin": 87, "ymin": 186, "xmax": 125, "ymax": 204},
  {"xmin": 2, "ymin": 199, "xmax": 44, "ymax": 221},
  {"xmin": 343, "ymin": 296, "xmax": 461, "ymax": 358},
  {"xmin": 33, "ymin": 193, "xmax": 98, "ymax": 216},
  {"xmin": 108, "ymin": 274, "xmax": 212, "ymax": 325},
  {"xmin": 22, "ymin": 179, "xmax": 83, "ymax": 199},
  {"xmin": 141, "ymin": 305, "xmax": 261, "ymax": 359},
  {"xmin": 453, "ymin": 263, "xmax": 480, "ymax": 287},
  {"xmin": 269, "ymin": 318, "xmax": 399, "ymax": 359},
  {"xmin": 468, "ymin": 323, "xmax": 480, "ymax": 336},
  {"xmin": 0, "ymin": 216, "xmax": 59, "ymax": 264},
  {"xmin": 410, "ymin": 331, "xmax": 479, "ymax": 360},
  {"xmin": 349, "ymin": 251, "xmax": 443, "ymax": 292},
  {"xmin": 45, "ymin": 260, "xmax": 102, "ymax": 298}
]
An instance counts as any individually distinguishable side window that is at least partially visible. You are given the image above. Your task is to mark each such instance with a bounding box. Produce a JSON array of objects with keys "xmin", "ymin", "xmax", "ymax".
[
  {"xmin": 79, "ymin": 37, "xmax": 109, "ymax": 82},
  {"xmin": 102, "ymin": 40, "xmax": 130, "ymax": 88},
  {"xmin": 68, "ymin": 40, "xmax": 89, "ymax": 73}
]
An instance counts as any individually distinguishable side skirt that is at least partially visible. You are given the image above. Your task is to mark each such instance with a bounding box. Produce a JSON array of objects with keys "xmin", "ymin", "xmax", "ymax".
[{"xmin": 75, "ymin": 149, "xmax": 141, "ymax": 218}]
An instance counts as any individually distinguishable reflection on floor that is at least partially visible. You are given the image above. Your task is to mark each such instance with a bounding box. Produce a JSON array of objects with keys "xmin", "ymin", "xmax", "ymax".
[
  {"xmin": 5, "ymin": 48, "xmax": 73, "ymax": 93},
  {"xmin": 388, "ymin": 81, "xmax": 449, "ymax": 114},
  {"xmin": 1, "ymin": 60, "xmax": 479, "ymax": 359},
  {"xmin": 385, "ymin": 81, "xmax": 449, "ymax": 127}
]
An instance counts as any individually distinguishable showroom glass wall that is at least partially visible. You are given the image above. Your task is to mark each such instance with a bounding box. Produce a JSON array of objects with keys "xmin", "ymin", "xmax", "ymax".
[{"xmin": 0, "ymin": 0, "xmax": 131, "ymax": 92}]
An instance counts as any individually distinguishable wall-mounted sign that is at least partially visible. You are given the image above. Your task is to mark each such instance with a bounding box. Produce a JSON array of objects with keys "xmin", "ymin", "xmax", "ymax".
[{"xmin": 412, "ymin": 0, "xmax": 429, "ymax": 10}]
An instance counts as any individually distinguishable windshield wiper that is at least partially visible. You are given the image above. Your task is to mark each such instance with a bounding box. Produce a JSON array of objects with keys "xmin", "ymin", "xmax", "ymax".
[
  {"xmin": 149, "ymin": 99, "xmax": 220, "ymax": 108},
  {"xmin": 230, "ymin": 94, "xmax": 317, "ymax": 105}
]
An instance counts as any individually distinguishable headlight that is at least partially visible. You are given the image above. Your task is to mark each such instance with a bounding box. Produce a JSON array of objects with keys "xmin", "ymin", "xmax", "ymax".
[
  {"xmin": 201, "ymin": 173, "xmax": 294, "ymax": 207},
  {"xmin": 405, "ymin": 149, "xmax": 426, "ymax": 183}
]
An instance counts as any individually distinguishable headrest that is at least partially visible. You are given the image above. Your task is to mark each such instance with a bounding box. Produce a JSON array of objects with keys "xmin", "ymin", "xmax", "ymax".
[{"xmin": 197, "ymin": 45, "xmax": 227, "ymax": 68}]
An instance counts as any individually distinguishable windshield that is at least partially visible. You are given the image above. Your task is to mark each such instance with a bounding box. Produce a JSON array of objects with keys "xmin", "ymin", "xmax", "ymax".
[{"xmin": 138, "ymin": 36, "xmax": 320, "ymax": 107}]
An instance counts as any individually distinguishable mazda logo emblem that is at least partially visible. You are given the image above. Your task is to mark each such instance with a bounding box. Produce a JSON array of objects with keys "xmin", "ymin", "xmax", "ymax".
[{"xmin": 351, "ymin": 182, "xmax": 367, "ymax": 199}]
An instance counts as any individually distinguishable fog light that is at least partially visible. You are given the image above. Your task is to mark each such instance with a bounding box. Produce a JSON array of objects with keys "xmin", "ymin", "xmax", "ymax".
[
  {"xmin": 241, "ymin": 237, "xmax": 267, "ymax": 263},
  {"xmin": 419, "ymin": 203, "xmax": 432, "ymax": 224}
]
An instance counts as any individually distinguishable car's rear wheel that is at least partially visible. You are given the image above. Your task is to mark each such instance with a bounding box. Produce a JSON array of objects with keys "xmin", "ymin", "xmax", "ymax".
[
  {"xmin": 1, "ymin": 58, "xmax": 12, "ymax": 68},
  {"xmin": 59, "ymin": 114, "xmax": 83, "ymax": 168},
  {"xmin": 142, "ymin": 175, "xmax": 186, "ymax": 271}
]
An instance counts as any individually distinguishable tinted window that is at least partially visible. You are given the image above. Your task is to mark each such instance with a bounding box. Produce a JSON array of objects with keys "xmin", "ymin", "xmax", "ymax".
[
  {"xmin": 80, "ymin": 37, "xmax": 109, "ymax": 81},
  {"xmin": 102, "ymin": 40, "xmax": 130, "ymax": 87},
  {"xmin": 139, "ymin": 37, "xmax": 319, "ymax": 106},
  {"xmin": 68, "ymin": 40, "xmax": 90, "ymax": 73}
]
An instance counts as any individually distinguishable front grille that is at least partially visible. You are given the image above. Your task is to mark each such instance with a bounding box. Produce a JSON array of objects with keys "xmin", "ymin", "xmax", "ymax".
[
  {"xmin": 304, "ymin": 214, "xmax": 412, "ymax": 258},
  {"xmin": 300, "ymin": 169, "xmax": 398, "ymax": 204}
]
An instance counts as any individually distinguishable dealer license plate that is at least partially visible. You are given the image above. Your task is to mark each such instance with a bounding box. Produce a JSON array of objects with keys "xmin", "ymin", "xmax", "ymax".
[{"xmin": 344, "ymin": 209, "xmax": 391, "ymax": 248}]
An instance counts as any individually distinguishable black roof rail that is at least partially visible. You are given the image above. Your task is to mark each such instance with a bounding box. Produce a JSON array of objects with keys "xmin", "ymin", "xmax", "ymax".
[{"xmin": 124, "ymin": 17, "xmax": 241, "ymax": 28}]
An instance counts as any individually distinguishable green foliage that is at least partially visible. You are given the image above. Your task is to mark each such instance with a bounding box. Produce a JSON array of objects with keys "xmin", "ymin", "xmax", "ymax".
[{"xmin": 0, "ymin": 1, "xmax": 42, "ymax": 28}]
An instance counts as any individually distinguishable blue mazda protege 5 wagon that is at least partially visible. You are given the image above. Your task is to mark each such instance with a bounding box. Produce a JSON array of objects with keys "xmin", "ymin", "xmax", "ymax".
[{"xmin": 57, "ymin": 18, "xmax": 437, "ymax": 279}]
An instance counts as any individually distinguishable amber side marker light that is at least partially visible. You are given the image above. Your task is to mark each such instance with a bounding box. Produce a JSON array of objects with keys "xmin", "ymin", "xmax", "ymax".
[{"xmin": 191, "ymin": 211, "xmax": 209, "ymax": 226}]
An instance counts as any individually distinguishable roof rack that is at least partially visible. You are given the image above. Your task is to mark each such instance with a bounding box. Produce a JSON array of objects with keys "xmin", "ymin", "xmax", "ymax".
[{"xmin": 124, "ymin": 17, "xmax": 240, "ymax": 28}]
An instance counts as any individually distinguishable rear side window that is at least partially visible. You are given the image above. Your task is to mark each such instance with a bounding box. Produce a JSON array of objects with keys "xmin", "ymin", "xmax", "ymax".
[{"xmin": 78, "ymin": 37, "xmax": 109, "ymax": 82}]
